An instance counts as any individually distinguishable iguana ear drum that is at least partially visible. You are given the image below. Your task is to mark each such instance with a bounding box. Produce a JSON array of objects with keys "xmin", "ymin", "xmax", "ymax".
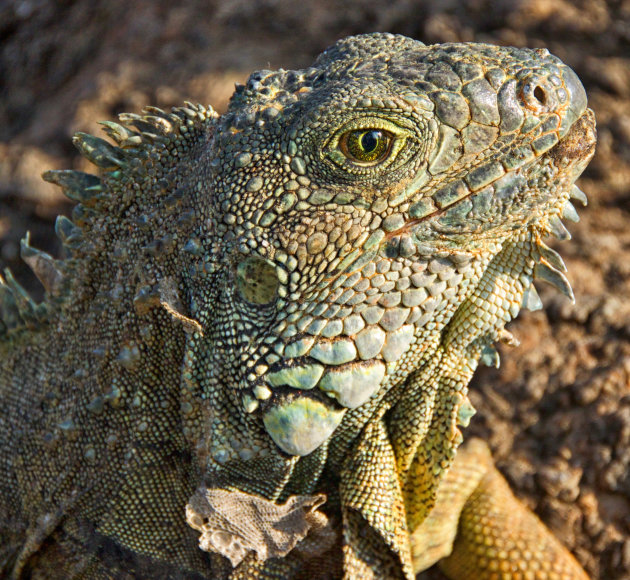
[{"xmin": 235, "ymin": 256, "xmax": 279, "ymax": 305}]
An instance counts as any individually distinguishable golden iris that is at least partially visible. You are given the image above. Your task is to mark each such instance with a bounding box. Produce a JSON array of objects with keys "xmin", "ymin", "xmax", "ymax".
[{"xmin": 339, "ymin": 129, "xmax": 393, "ymax": 164}]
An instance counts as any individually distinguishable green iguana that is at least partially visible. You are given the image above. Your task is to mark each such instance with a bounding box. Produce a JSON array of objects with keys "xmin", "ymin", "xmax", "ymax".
[{"xmin": 0, "ymin": 33, "xmax": 596, "ymax": 579}]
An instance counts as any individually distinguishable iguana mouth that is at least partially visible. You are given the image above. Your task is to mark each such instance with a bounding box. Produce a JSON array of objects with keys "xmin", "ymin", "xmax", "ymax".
[{"xmin": 548, "ymin": 108, "xmax": 597, "ymax": 165}]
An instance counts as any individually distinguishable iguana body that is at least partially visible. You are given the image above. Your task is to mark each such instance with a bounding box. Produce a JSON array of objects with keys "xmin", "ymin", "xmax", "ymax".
[{"xmin": 0, "ymin": 34, "xmax": 596, "ymax": 579}]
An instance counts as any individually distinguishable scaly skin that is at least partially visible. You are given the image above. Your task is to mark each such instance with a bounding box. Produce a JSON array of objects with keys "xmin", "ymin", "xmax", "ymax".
[
  {"xmin": 0, "ymin": 34, "xmax": 596, "ymax": 579},
  {"xmin": 420, "ymin": 439, "xmax": 589, "ymax": 579}
]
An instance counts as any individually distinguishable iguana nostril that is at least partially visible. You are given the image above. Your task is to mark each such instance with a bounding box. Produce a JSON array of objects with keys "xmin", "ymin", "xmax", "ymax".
[
  {"xmin": 519, "ymin": 77, "xmax": 557, "ymax": 112},
  {"xmin": 533, "ymin": 85, "xmax": 547, "ymax": 105}
]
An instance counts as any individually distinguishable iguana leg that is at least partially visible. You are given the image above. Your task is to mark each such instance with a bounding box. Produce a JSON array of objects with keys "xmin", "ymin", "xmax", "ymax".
[{"xmin": 411, "ymin": 438, "xmax": 589, "ymax": 579}]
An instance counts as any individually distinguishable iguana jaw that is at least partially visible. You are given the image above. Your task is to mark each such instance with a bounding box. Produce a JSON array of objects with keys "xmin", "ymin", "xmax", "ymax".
[{"xmin": 546, "ymin": 107, "xmax": 597, "ymax": 175}]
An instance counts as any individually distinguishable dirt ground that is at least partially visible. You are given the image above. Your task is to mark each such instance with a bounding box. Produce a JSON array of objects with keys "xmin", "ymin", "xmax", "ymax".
[{"xmin": 1, "ymin": 1, "xmax": 629, "ymax": 578}]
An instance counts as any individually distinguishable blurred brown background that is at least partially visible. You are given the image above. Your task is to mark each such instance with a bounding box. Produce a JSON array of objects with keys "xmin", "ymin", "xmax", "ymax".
[{"xmin": 1, "ymin": 1, "xmax": 629, "ymax": 578}]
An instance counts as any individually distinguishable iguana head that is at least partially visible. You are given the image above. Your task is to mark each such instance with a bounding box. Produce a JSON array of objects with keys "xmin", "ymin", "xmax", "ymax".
[{"xmin": 182, "ymin": 33, "xmax": 595, "ymax": 459}]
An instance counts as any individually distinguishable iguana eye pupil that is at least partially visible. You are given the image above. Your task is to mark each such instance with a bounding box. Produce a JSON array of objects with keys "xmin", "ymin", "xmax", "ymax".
[
  {"xmin": 360, "ymin": 130, "xmax": 380, "ymax": 153},
  {"xmin": 340, "ymin": 129, "xmax": 393, "ymax": 163}
]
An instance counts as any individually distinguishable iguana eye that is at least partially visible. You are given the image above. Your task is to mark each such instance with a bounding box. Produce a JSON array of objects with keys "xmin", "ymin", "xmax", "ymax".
[
  {"xmin": 339, "ymin": 129, "xmax": 393, "ymax": 164},
  {"xmin": 323, "ymin": 116, "xmax": 413, "ymax": 174}
]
